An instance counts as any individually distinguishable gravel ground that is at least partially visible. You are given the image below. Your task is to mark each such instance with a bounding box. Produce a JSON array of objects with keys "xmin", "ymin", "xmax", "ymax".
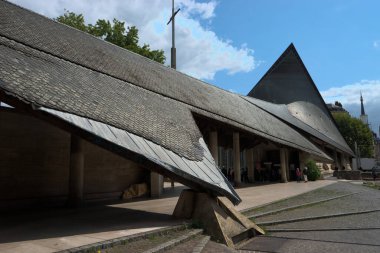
[{"xmin": 241, "ymin": 181, "xmax": 380, "ymax": 253}]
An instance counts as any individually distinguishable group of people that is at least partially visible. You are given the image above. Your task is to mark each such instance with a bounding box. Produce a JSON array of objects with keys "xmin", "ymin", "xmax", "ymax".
[{"xmin": 296, "ymin": 166, "xmax": 308, "ymax": 183}]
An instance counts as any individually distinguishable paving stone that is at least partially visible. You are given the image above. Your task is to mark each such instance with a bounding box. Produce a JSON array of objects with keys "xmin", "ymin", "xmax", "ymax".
[{"xmin": 242, "ymin": 181, "xmax": 380, "ymax": 252}]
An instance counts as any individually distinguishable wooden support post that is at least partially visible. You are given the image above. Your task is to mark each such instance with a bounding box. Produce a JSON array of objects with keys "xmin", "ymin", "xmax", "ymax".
[
  {"xmin": 233, "ymin": 132, "xmax": 241, "ymax": 185},
  {"xmin": 68, "ymin": 135, "xmax": 84, "ymax": 207},
  {"xmin": 150, "ymin": 172, "xmax": 163, "ymax": 198},
  {"xmin": 280, "ymin": 148, "xmax": 288, "ymax": 183},
  {"xmin": 209, "ymin": 130, "xmax": 219, "ymax": 166},
  {"xmin": 247, "ymin": 148, "xmax": 254, "ymax": 182}
]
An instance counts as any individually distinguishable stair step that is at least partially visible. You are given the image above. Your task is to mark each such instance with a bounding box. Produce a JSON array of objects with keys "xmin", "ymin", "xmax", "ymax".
[
  {"xmin": 231, "ymin": 228, "xmax": 256, "ymax": 246},
  {"xmin": 142, "ymin": 229, "xmax": 203, "ymax": 253},
  {"xmin": 192, "ymin": 235, "xmax": 210, "ymax": 253},
  {"xmin": 57, "ymin": 224, "xmax": 195, "ymax": 253}
]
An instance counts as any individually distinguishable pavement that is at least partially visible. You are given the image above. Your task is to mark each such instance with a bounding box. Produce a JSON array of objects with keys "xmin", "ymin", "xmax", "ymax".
[
  {"xmin": 0, "ymin": 180, "xmax": 335, "ymax": 252},
  {"xmin": 241, "ymin": 180, "xmax": 380, "ymax": 253}
]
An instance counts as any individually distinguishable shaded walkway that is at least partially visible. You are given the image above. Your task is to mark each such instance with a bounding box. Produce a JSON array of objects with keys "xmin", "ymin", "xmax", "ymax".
[{"xmin": 0, "ymin": 180, "xmax": 335, "ymax": 252}]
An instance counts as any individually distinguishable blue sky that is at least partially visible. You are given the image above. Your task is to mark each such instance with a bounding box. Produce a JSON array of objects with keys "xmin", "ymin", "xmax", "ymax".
[{"xmin": 9, "ymin": 0, "xmax": 380, "ymax": 132}]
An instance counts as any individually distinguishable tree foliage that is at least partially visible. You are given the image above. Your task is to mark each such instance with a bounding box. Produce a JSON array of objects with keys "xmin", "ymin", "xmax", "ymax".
[
  {"xmin": 305, "ymin": 160, "xmax": 321, "ymax": 181},
  {"xmin": 55, "ymin": 11, "xmax": 165, "ymax": 64},
  {"xmin": 332, "ymin": 112, "xmax": 374, "ymax": 157}
]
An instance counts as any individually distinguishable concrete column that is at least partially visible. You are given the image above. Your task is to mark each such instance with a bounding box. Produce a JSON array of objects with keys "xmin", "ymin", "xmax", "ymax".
[
  {"xmin": 334, "ymin": 149, "xmax": 340, "ymax": 170},
  {"xmin": 299, "ymin": 151, "xmax": 305, "ymax": 175},
  {"xmin": 233, "ymin": 132, "xmax": 241, "ymax": 185},
  {"xmin": 209, "ymin": 130, "xmax": 219, "ymax": 166},
  {"xmin": 280, "ymin": 148, "xmax": 288, "ymax": 183},
  {"xmin": 246, "ymin": 148, "xmax": 254, "ymax": 182},
  {"xmin": 150, "ymin": 172, "xmax": 163, "ymax": 198},
  {"xmin": 285, "ymin": 149, "xmax": 290, "ymax": 181},
  {"xmin": 68, "ymin": 135, "xmax": 84, "ymax": 207}
]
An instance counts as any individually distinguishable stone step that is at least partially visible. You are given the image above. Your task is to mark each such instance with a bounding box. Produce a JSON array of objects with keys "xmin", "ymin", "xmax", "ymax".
[
  {"xmin": 231, "ymin": 228, "xmax": 257, "ymax": 247},
  {"xmin": 142, "ymin": 229, "xmax": 203, "ymax": 253},
  {"xmin": 56, "ymin": 224, "xmax": 199, "ymax": 253},
  {"xmin": 162, "ymin": 235, "xmax": 209, "ymax": 253}
]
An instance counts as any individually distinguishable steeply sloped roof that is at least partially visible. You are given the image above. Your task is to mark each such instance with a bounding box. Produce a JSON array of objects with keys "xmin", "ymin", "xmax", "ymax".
[
  {"xmin": 0, "ymin": 1, "xmax": 333, "ymax": 204},
  {"xmin": 41, "ymin": 107, "xmax": 241, "ymax": 203},
  {"xmin": 248, "ymin": 44, "xmax": 353, "ymax": 155}
]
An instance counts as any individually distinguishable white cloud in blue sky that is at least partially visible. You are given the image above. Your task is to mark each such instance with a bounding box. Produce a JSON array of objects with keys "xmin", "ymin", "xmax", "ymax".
[
  {"xmin": 374, "ymin": 40, "xmax": 380, "ymax": 49},
  {"xmin": 322, "ymin": 80, "xmax": 380, "ymax": 132},
  {"xmin": 10, "ymin": 0, "xmax": 256, "ymax": 80}
]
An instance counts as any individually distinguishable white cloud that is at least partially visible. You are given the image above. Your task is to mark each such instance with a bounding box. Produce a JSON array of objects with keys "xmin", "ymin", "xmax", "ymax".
[
  {"xmin": 374, "ymin": 40, "xmax": 380, "ymax": 49},
  {"xmin": 9, "ymin": 0, "xmax": 256, "ymax": 80},
  {"xmin": 178, "ymin": 0, "xmax": 217, "ymax": 19},
  {"xmin": 321, "ymin": 80, "xmax": 380, "ymax": 132}
]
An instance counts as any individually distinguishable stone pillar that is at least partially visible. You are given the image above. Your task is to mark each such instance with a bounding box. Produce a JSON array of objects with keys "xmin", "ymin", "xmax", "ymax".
[
  {"xmin": 68, "ymin": 135, "xmax": 84, "ymax": 207},
  {"xmin": 150, "ymin": 172, "xmax": 163, "ymax": 198},
  {"xmin": 233, "ymin": 132, "xmax": 241, "ymax": 185},
  {"xmin": 246, "ymin": 148, "xmax": 254, "ymax": 183},
  {"xmin": 209, "ymin": 130, "xmax": 219, "ymax": 166},
  {"xmin": 280, "ymin": 148, "xmax": 288, "ymax": 183}
]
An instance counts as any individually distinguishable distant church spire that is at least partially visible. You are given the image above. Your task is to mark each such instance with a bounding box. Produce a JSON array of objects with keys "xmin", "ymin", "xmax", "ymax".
[
  {"xmin": 360, "ymin": 91, "xmax": 365, "ymax": 115},
  {"xmin": 360, "ymin": 92, "xmax": 368, "ymax": 125}
]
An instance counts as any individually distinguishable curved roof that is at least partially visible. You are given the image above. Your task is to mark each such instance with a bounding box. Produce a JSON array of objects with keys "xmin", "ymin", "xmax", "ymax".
[
  {"xmin": 243, "ymin": 97, "xmax": 354, "ymax": 155},
  {"xmin": 248, "ymin": 44, "xmax": 353, "ymax": 156},
  {"xmin": 0, "ymin": 1, "xmax": 333, "ymax": 204}
]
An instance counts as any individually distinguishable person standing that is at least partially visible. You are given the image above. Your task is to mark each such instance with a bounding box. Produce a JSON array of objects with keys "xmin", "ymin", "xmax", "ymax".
[
  {"xmin": 296, "ymin": 167, "xmax": 301, "ymax": 183},
  {"xmin": 303, "ymin": 166, "xmax": 308, "ymax": 183}
]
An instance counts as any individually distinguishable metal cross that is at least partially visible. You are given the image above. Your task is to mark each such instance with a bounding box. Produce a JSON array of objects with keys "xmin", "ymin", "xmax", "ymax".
[{"xmin": 167, "ymin": 0, "xmax": 180, "ymax": 69}]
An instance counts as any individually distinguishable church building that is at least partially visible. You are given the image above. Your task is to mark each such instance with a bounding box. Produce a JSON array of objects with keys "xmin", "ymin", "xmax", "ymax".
[{"xmin": 0, "ymin": 1, "xmax": 353, "ymax": 213}]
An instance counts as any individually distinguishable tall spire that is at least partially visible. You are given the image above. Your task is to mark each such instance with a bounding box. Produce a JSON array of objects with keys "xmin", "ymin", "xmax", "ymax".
[
  {"xmin": 360, "ymin": 92, "xmax": 368, "ymax": 125},
  {"xmin": 360, "ymin": 91, "xmax": 365, "ymax": 115}
]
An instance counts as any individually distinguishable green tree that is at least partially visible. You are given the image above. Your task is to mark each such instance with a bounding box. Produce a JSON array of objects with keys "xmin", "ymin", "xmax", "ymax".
[
  {"xmin": 332, "ymin": 112, "xmax": 374, "ymax": 157},
  {"xmin": 305, "ymin": 160, "xmax": 321, "ymax": 181},
  {"xmin": 55, "ymin": 11, "xmax": 166, "ymax": 64}
]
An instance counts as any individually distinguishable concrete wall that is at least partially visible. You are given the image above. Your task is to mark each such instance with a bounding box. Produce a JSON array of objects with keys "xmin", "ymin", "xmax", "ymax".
[
  {"xmin": 352, "ymin": 158, "xmax": 377, "ymax": 170},
  {"xmin": 0, "ymin": 110, "xmax": 148, "ymax": 206},
  {"xmin": 83, "ymin": 140, "xmax": 148, "ymax": 200}
]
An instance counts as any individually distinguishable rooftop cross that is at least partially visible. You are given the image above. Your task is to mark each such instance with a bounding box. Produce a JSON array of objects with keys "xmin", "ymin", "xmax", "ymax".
[{"xmin": 167, "ymin": 0, "xmax": 180, "ymax": 69}]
